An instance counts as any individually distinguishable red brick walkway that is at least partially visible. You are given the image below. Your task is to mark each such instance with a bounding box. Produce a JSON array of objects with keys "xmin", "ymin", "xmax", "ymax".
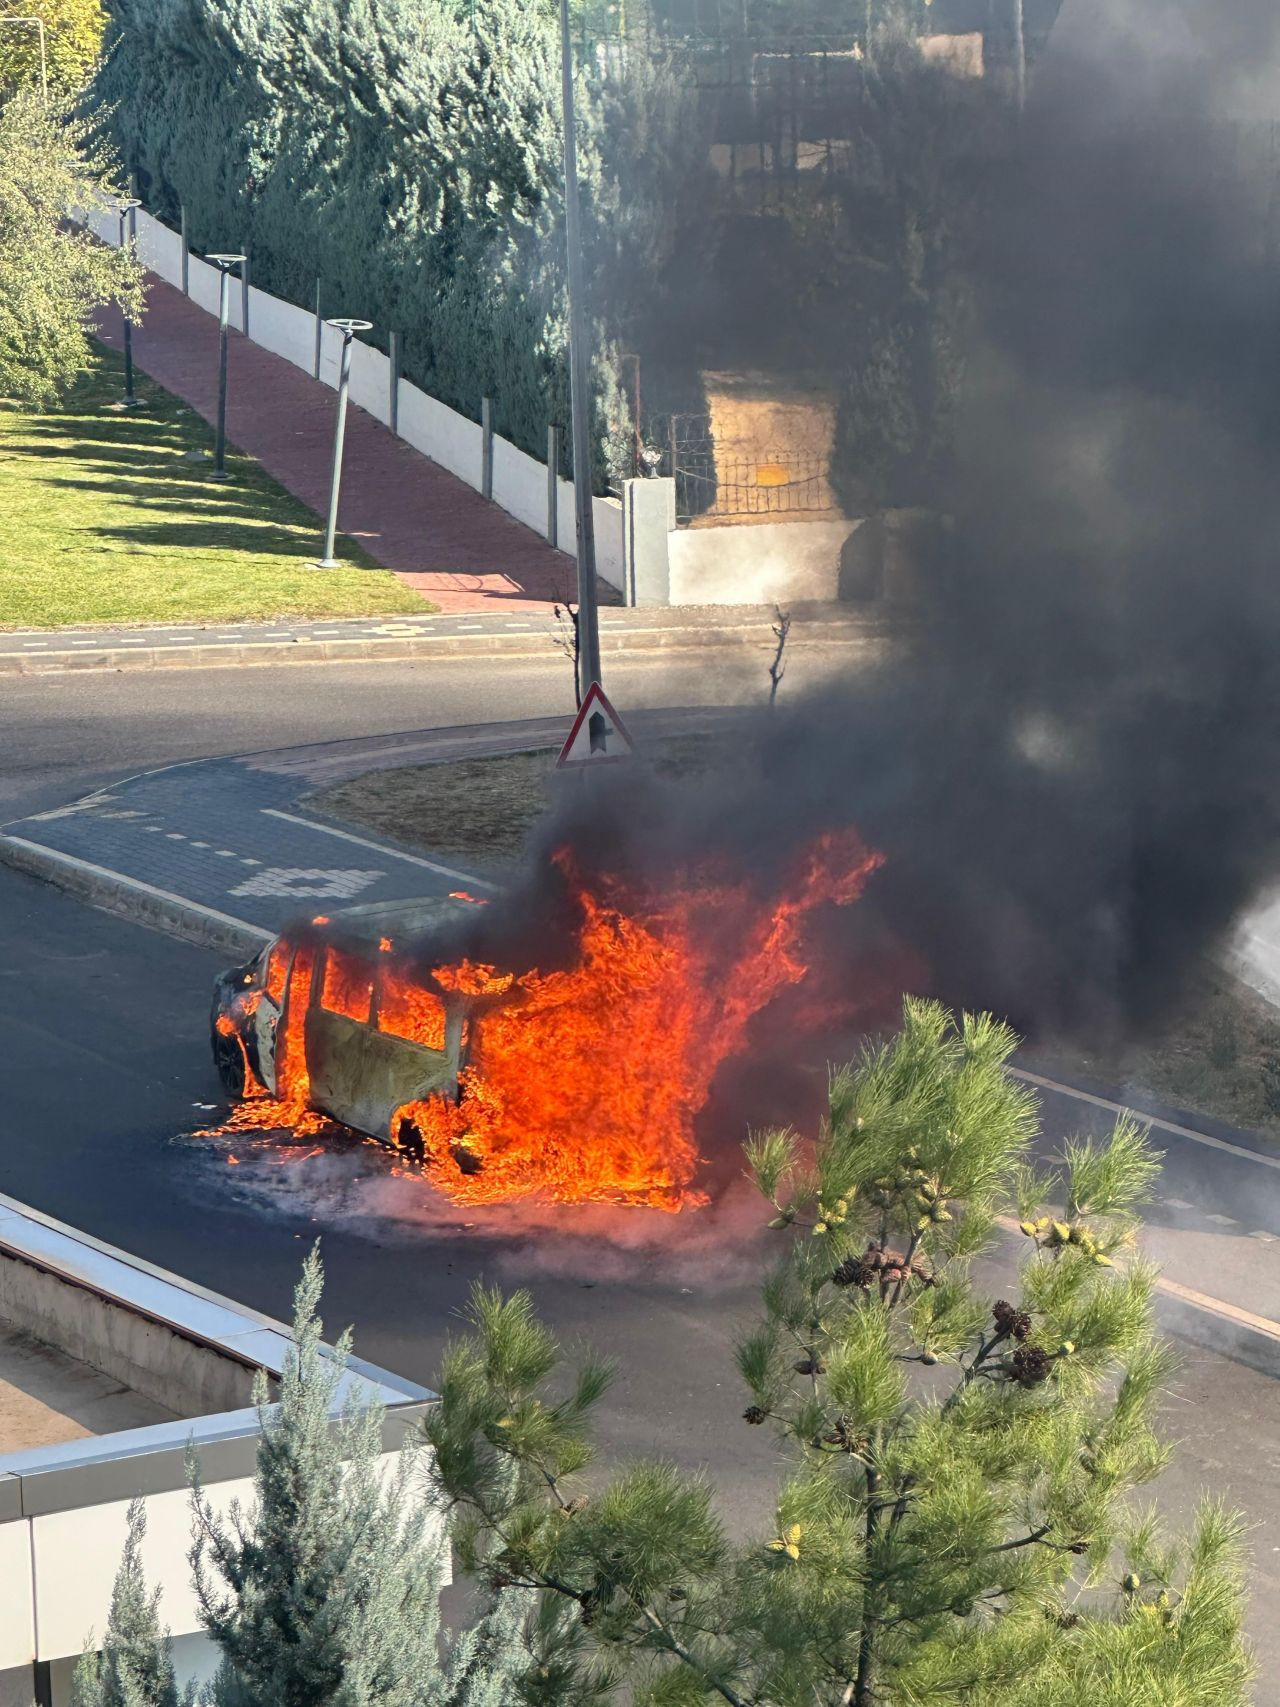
[{"xmin": 98, "ymin": 275, "xmax": 574, "ymax": 614}]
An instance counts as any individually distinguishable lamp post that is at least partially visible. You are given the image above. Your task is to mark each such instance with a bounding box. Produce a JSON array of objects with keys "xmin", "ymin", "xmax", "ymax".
[
  {"xmin": 206, "ymin": 254, "xmax": 245, "ymax": 480},
  {"xmin": 117, "ymin": 200, "xmax": 141, "ymax": 409},
  {"xmin": 558, "ymin": 0, "xmax": 603, "ymax": 697},
  {"xmin": 314, "ymin": 318, "xmax": 372, "ymax": 568},
  {"xmin": 0, "ymin": 18, "xmax": 47, "ymax": 105}
]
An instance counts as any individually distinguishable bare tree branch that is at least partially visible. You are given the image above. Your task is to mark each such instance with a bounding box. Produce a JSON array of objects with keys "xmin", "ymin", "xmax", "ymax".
[{"xmin": 768, "ymin": 605, "xmax": 792, "ymax": 707}]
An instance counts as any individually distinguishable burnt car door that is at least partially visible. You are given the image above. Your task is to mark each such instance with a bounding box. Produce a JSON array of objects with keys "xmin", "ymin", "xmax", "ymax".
[{"xmin": 303, "ymin": 944, "xmax": 459, "ymax": 1141}]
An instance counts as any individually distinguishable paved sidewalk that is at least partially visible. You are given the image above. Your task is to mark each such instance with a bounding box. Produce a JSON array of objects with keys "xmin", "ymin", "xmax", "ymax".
[{"xmin": 96, "ymin": 276, "xmax": 580, "ymax": 614}]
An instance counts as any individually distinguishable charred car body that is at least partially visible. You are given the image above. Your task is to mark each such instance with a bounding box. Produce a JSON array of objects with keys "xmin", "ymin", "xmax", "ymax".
[{"xmin": 211, "ymin": 898, "xmax": 483, "ymax": 1168}]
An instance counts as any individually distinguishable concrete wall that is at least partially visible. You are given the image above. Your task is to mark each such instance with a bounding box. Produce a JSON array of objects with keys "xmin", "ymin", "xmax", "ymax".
[
  {"xmin": 0, "ymin": 1249, "xmax": 260, "ymax": 1418},
  {"xmin": 90, "ymin": 205, "xmax": 626, "ymax": 593},
  {"xmin": 667, "ymin": 516, "xmax": 863, "ymax": 606},
  {"xmin": 0, "ymin": 1195, "xmax": 440, "ymax": 1700}
]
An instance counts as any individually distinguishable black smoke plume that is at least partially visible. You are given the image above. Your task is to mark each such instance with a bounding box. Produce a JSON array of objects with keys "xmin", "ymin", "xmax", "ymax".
[{"xmin": 406, "ymin": 0, "xmax": 1280, "ymax": 1049}]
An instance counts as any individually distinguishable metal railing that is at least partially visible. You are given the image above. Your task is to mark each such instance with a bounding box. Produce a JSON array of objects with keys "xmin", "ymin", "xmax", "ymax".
[{"xmin": 641, "ymin": 414, "xmax": 838, "ymax": 523}]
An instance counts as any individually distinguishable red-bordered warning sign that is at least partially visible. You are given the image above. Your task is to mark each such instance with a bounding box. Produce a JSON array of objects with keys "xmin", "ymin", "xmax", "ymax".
[{"xmin": 556, "ymin": 682, "xmax": 637, "ymax": 768}]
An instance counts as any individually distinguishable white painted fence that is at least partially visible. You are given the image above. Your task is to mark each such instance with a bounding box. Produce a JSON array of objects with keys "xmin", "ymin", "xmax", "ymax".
[{"xmin": 94, "ymin": 207, "xmax": 624, "ymax": 591}]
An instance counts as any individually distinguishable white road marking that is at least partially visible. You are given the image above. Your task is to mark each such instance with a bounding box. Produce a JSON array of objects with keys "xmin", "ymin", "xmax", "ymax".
[
  {"xmin": 1205, "ymin": 1213, "xmax": 1239, "ymax": 1227},
  {"xmin": 1162, "ymin": 1197, "xmax": 1194, "ymax": 1210},
  {"xmin": 260, "ymin": 808, "xmax": 500, "ymax": 890},
  {"xmin": 1012, "ymin": 1067, "xmax": 1280, "ymax": 1173},
  {"xmin": 190, "ymin": 840, "xmax": 210, "ymax": 848},
  {"xmin": 229, "ymin": 865, "xmax": 384, "ymax": 900},
  {"xmin": 164, "ymin": 832, "xmax": 186, "ymax": 840},
  {"xmin": 215, "ymin": 850, "xmax": 237, "ymax": 858},
  {"xmin": 1249, "ymin": 1230, "xmax": 1279, "ymax": 1243}
]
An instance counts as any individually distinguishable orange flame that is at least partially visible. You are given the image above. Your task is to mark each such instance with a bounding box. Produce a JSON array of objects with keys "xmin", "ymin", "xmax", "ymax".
[
  {"xmin": 212, "ymin": 829, "xmax": 881, "ymax": 1211},
  {"xmin": 396, "ymin": 830, "xmax": 881, "ymax": 1211}
]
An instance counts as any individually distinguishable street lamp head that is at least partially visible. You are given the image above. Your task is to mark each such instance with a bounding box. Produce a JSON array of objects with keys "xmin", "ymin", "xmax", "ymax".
[
  {"xmin": 117, "ymin": 198, "xmax": 141, "ymax": 213},
  {"xmin": 207, "ymin": 252, "xmax": 246, "ymax": 271},
  {"xmin": 326, "ymin": 317, "xmax": 373, "ymax": 338}
]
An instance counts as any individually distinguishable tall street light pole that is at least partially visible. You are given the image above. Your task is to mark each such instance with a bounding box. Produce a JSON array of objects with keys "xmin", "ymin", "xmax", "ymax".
[
  {"xmin": 206, "ymin": 253, "xmax": 245, "ymax": 481},
  {"xmin": 117, "ymin": 200, "xmax": 142, "ymax": 409},
  {"xmin": 558, "ymin": 0, "xmax": 603, "ymax": 698},
  {"xmin": 314, "ymin": 317, "xmax": 372, "ymax": 568}
]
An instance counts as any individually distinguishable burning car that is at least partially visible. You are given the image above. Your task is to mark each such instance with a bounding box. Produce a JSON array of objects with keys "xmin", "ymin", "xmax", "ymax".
[
  {"xmin": 212, "ymin": 896, "xmax": 478, "ymax": 1163},
  {"xmin": 210, "ymin": 833, "xmax": 884, "ymax": 1211}
]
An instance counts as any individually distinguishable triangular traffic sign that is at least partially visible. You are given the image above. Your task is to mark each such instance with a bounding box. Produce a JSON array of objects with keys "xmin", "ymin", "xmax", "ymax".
[{"xmin": 557, "ymin": 682, "xmax": 637, "ymax": 768}]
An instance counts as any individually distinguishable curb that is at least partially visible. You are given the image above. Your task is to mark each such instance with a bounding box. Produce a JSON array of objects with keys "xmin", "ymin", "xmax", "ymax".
[
  {"xmin": 1154, "ymin": 1279, "xmax": 1280, "ymax": 1381},
  {"xmin": 0, "ymin": 618, "xmax": 889, "ymax": 677},
  {"xmin": 0, "ymin": 834, "xmax": 270, "ymax": 958}
]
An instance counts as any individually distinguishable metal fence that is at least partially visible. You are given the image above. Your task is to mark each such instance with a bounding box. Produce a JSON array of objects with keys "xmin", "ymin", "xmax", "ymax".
[{"xmin": 641, "ymin": 414, "xmax": 838, "ymax": 523}]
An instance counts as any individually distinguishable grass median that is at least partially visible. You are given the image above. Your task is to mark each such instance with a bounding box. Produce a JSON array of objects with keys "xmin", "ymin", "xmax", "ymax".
[{"xmin": 0, "ymin": 347, "xmax": 432, "ymax": 629}]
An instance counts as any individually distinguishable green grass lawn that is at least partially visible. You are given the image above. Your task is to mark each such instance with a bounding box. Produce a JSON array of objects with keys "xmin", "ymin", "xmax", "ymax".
[{"xmin": 0, "ymin": 348, "xmax": 432, "ymax": 629}]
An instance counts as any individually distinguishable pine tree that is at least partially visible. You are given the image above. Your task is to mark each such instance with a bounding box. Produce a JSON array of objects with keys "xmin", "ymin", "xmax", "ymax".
[
  {"xmin": 0, "ymin": 91, "xmax": 142, "ymax": 406},
  {"xmin": 74, "ymin": 1498, "xmax": 180, "ymax": 1707},
  {"xmin": 425, "ymin": 998, "xmax": 1254, "ymax": 1706}
]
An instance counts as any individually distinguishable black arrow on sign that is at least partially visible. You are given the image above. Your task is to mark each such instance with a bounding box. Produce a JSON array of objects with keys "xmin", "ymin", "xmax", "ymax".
[{"xmin": 588, "ymin": 711, "xmax": 612, "ymax": 755}]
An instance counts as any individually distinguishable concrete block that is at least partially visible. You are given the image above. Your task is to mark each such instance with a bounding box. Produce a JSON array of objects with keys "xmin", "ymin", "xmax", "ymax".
[{"xmin": 622, "ymin": 478, "xmax": 676, "ymax": 606}]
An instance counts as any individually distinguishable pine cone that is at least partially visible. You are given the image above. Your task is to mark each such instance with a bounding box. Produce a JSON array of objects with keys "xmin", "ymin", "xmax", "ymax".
[
  {"xmin": 793, "ymin": 1357, "xmax": 827, "ymax": 1376},
  {"xmin": 993, "ymin": 1299, "xmax": 1032, "ymax": 1341},
  {"xmin": 743, "ymin": 1404, "xmax": 767, "ymax": 1425},
  {"xmin": 832, "ymin": 1255, "xmax": 872, "ymax": 1288},
  {"xmin": 1009, "ymin": 1343, "xmax": 1053, "ymax": 1387}
]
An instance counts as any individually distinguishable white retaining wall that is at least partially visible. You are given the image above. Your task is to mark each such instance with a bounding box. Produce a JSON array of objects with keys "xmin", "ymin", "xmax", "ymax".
[
  {"xmin": 668, "ymin": 516, "xmax": 862, "ymax": 606},
  {"xmin": 96, "ymin": 206, "xmax": 624, "ymax": 591}
]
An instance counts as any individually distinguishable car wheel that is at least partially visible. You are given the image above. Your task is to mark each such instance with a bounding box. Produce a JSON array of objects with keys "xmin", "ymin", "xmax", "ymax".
[
  {"xmin": 213, "ymin": 1027, "xmax": 247, "ymax": 1098},
  {"xmin": 395, "ymin": 1116, "xmax": 427, "ymax": 1162}
]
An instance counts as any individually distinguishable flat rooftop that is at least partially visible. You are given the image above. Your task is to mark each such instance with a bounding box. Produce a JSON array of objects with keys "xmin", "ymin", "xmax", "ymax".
[{"xmin": 0, "ymin": 1317, "xmax": 178, "ymax": 1455}]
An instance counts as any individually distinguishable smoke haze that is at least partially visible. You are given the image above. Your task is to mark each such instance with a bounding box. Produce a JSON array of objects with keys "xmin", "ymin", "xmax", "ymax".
[{"xmin": 383, "ymin": 0, "xmax": 1280, "ymax": 1056}]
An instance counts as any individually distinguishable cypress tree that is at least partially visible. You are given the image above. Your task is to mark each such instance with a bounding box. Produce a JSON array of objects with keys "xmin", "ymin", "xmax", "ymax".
[
  {"xmin": 74, "ymin": 1498, "xmax": 181, "ymax": 1707},
  {"xmin": 190, "ymin": 1248, "xmax": 447, "ymax": 1707}
]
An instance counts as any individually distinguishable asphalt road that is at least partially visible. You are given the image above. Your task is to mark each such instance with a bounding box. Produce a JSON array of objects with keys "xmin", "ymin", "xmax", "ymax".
[
  {"xmin": 3, "ymin": 656, "xmax": 1280, "ymax": 1680},
  {"xmin": 0, "ymin": 857, "xmax": 1278, "ymax": 1677},
  {"xmin": 0, "ymin": 647, "xmax": 852, "ymax": 822}
]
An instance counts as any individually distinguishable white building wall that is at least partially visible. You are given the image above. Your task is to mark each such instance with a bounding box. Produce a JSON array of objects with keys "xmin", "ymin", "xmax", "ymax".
[
  {"xmin": 667, "ymin": 516, "xmax": 860, "ymax": 606},
  {"xmin": 0, "ymin": 1525, "xmax": 32, "ymax": 1673}
]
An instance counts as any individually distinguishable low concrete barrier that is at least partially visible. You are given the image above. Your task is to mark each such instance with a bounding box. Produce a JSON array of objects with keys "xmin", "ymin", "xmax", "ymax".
[{"xmin": 0, "ymin": 1195, "xmax": 436, "ymax": 1705}]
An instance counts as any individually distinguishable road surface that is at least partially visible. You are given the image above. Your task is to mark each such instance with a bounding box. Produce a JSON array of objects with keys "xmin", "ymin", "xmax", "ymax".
[{"xmin": 3, "ymin": 656, "xmax": 1279, "ymax": 1677}]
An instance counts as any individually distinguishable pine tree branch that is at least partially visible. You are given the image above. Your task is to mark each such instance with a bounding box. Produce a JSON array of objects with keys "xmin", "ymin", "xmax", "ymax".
[
  {"xmin": 941, "ymin": 1330, "xmax": 1002, "ymax": 1414},
  {"xmin": 984, "ymin": 1524, "xmax": 1052, "ymax": 1556},
  {"xmin": 888, "ymin": 1230, "xmax": 921, "ymax": 1308},
  {"xmin": 631, "ymin": 1601, "xmax": 754, "ymax": 1707}
]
